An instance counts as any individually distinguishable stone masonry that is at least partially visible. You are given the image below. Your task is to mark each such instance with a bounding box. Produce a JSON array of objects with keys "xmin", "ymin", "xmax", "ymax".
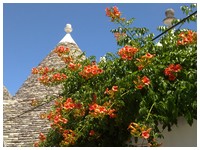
[
  {"xmin": 3, "ymin": 86, "xmax": 12, "ymax": 100},
  {"xmin": 3, "ymin": 36, "xmax": 84, "ymax": 146}
]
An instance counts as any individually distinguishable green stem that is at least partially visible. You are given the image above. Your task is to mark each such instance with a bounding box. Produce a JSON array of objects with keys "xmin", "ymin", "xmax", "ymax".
[
  {"xmin": 146, "ymin": 102, "xmax": 155, "ymax": 121},
  {"xmin": 117, "ymin": 19, "xmax": 135, "ymax": 39},
  {"xmin": 121, "ymin": 90, "xmax": 130, "ymax": 97},
  {"xmin": 75, "ymin": 117, "xmax": 92, "ymax": 138}
]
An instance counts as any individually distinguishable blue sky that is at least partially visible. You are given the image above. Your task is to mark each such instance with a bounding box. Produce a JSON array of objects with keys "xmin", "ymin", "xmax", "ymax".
[{"xmin": 3, "ymin": 3, "xmax": 197, "ymax": 96}]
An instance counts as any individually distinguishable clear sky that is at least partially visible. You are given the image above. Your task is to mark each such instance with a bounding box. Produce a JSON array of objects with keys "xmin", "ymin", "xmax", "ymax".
[{"xmin": 3, "ymin": 3, "xmax": 197, "ymax": 96}]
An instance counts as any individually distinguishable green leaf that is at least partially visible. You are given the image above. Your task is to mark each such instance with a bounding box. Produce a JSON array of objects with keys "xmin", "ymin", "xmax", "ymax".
[{"xmin": 139, "ymin": 107, "xmax": 148, "ymax": 116}]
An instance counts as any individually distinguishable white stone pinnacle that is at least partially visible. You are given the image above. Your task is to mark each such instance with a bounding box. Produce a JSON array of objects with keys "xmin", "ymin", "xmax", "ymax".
[
  {"xmin": 59, "ymin": 23, "xmax": 76, "ymax": 44},
  {"xmin": 65, "ymin": 24, "xmax": 72, "ymax": 33}
]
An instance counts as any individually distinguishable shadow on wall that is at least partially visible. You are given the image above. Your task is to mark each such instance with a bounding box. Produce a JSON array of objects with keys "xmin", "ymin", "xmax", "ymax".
[{"xmin": 158, "ymin": 117, "xmax": 197, "ymax": 147}]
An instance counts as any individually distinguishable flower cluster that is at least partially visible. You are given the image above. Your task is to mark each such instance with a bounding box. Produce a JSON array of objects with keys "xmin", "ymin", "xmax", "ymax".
[
  {"xmin": 136, "ymin": 53, "xmax": 155, "ymax": 70},
  {"xmin": 39, "ymin": 97, "xmax": 85, "ymax": 146},
  {"xmin": 51, "ymin": 73, "xmax": 67, "ymax": 82},
  {"xmin": 118, "ymin": 45, "xmax": 139, "ymax": 60},
  {"xmin": 33, "ymin": 142, "xmax": 39, "ymax": 147},
  {"xmin": 104, "ymin": 86, "xmax": 118, "ymax": 98},
  {"xmin": 61, "ymin": 56, "xmax": 74, "ymax": 64},
  {"xmin": 79, "ymin": 64, "xmax": 104, "ymax": 79},
  {"xmin": 89, "ymin": 103, "xmax": 116, "ymax": 118},
  {"xmin": 38, "ymin": 133, "xmax": 46, "ymax": 142},
  {"xmin": 46, "ymin": 110, "xmax": 68, "ymax": 131},
  {"xmin": 105, "ymin": 6, "xmax": 121, "ymax": 21},
  {"xmin": 63, "ymin": 98, "xmax": 81, "ymax": 110},
  {"xmin": 54, "ymin": 46, "xmax": 70, "ymax": 57},
  {"xmin": 128, "ymin": 122, "xmax": 162, "ymax": 147},
  {"xmin": 164, "ymin": 64, "xmax": 182, "ymax": 81},
  {"xmin": 31, "ymin": 68, "xmax": 39, "ymax": 74},
  {"xmin": 31, "ymin": 66, "xmax": 67, "ymax": 85},
  {"xmin": 68, "ymin": 62, "xmax": 82, "ymax": 71},
  {"xmin": 38, "ymin": 73, "xmax": 67, "ymax": 85},
  {"xmin": 60, "ymin": 129, "xmax": 76, "ymax": 146},
  {"xmin": 54, "ymin": 45, "xmax": 79, "ymax": 67},
  {"xmin": 32, "ymin": 67, "xmax": 54, "ymax": 75},
  {"xmin": 37, "ymin": 75, "xmax": 49, "ymax": 85},
  {"xmin": 33, "ymin": 133, "xmax": 46, "ymax": 147},
  {"xmin": 134, "ymin": 76, "xmax": 151, "ymax": 89},
  {"xmin": 128, "ymin": 122, "xmax": 152, "ymax": 139},
  {"xmin": 48, "ymin": 98, "xmax": 83, "ymax": 127},
  {"xmin": 177, "ymin": 30, "xmax": 197, "ymax": 46},
  {"xmin": 46, "ymin": 102, "xmax": 66, "ymax": 129},
  {"xmin": 127, "ymin": 122, "xmax": 161, "ymax": 146}
]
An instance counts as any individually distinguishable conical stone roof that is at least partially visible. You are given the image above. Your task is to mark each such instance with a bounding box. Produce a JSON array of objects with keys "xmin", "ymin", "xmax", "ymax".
[
  {"xmin": 3, "ymin": 85, "xmax": 12, "ymax": 100},
  {"xmin": 14, "ymin": 42, "xmax": 81, "ymax": 100},
  {"xmin": 3, "ymin": 24, "xmax": 85, "ymax": 147},
  {"xmin": 14, "ymin": 24, "xmax": 83, "ymax": 100}
]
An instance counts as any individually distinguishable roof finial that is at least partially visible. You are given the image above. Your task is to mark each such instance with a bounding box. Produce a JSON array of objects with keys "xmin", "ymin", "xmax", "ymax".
[
  {"xmin": 64, "ymin": 24, "xmax": 72, "ymax": 33},
  {"xmin": 59, "ymin": 23, "xmax": 76, "ymax": 44}
]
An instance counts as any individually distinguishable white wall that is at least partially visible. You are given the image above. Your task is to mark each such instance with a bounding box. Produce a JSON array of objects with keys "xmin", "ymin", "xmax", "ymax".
[
  {"xmin": 128, "ymin": 117, "xmax": 197, "ymax": 147},
  {"xmin": 159, "ymin": 117, "xmax": 197, "ymax": 147}
]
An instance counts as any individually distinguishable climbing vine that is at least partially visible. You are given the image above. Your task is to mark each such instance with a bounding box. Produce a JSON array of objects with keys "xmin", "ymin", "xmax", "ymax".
[{"xmin": 32, "ymin": 4, "xmax": 196, "ymax": 147}]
